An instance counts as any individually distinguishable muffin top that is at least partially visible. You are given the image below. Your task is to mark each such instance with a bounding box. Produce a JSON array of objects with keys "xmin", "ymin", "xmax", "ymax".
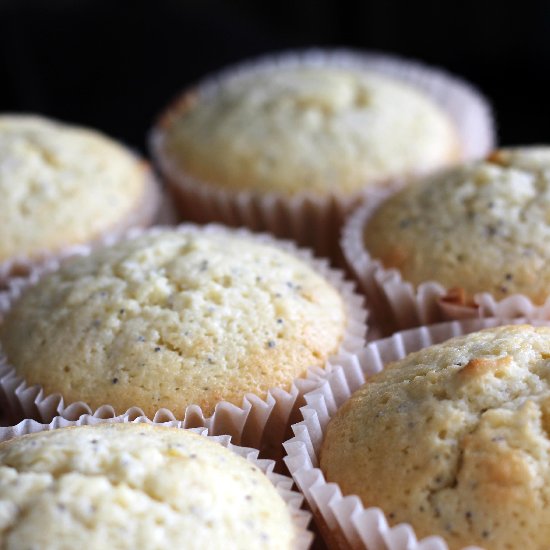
[
  {"xmin": 321, "ymin": 324, "xmax": 550, "ymax": 550},
  {"xmin": 364, "ymin": 147, "xmax": 550, "ymax": 304},
  {"xmin": 160, "ymin": 66, "xmax": 460, "ymax": 196},
  {"xmin": 0, "ymin": 228, "xmax": 346, "ymax": 416},
  {"xmin": 0, "ymin": 423, "xmax": 296, "ymax": 549},
  {"xmin": 0, "ymin": 115, "xmax": 155, "ymax": 263}
]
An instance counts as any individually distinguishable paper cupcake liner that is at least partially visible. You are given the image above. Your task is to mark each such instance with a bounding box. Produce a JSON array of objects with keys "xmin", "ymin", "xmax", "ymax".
[
  {"xmin": 0, "ymin": 416, "xmax": 313, "ymax": 550},
  {"xmin": 342, "ymin": 198, "xmax": 550, "ymax": 336},
  {"xmin": 283, "ymin": 318, "xmax": 549, "ymax": 550},
  {"xmin": 154, "ymin": 184, "xmax": 182, "ymax": 226},
  {"xmin": 0, "ymin": 165, "xmax": 162, "ymax": 289},
  {"xmin": 150, "ymin": 48, "xmax": 495, "ymax": 261},
  {"xmin": 0, "ymin": 223, "xmax": 367, "ymax": 458}
]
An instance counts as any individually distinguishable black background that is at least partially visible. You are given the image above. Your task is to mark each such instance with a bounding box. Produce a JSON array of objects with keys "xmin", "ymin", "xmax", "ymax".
[{"xmin": 1, "ymin": 0, "xmax": 549, "ymax": 152}]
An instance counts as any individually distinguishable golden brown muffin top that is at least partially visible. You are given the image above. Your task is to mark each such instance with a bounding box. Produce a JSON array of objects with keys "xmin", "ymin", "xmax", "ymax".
[
  {"xmin": 0, "ymin": 423, "xmax": 296, "ymax": 549},
  {"xmin": 364, "ymin": 147, "xmax": 550, "ymax": 305},
  {"xmin": 322, "ymin": 324, "xmax": 550, "ymax": 549},
  {"xmin": 160, "ymin": 66, "xmax": 460, "ymax": 196},
  {"xmin": 0, "ymin": 228, "xmax": 346, "ymax": 416},
  {"xmin": 0, "ymin": 115, "xmax": 154, "ymax": 263}
]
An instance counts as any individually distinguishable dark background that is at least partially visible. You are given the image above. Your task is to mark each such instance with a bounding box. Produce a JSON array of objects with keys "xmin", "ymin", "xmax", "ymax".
[{"xmin": 1, "ymin": 0, "xmax": 548, "ymax": 152}]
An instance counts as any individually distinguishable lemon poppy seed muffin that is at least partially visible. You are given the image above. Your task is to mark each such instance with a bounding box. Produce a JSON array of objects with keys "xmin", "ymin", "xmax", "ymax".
[
  {"xmin": 321, "ymin": 324, "xmax": 550, "ymax": 550},
  {"xmin": 0, "ymin": 115, "xmax": 159, "ymax": 274},
  {"xmin": 158, "ymin": 66, "xmax": 460, "ymax": 196},
  {"xmin": 363, "ymin": 147, "xmax": 550, "ymax": 306},
  {"xmin": 0, "ymin": 423, "xmax": 297, "ymax": 549},
  {"xmin": 0, "ymin": 227, "xmax": 347, "ymax": 417}
]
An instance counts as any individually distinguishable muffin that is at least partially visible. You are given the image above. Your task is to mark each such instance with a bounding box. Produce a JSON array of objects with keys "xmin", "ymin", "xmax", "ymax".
[
  {"xmin": 319, "ymin": 324, "xmax": 550, "ymax": 549},
  {"xmin": 284, "ymin": 318, "xmax": 527, "ymax": 549},
  {"xmin": 0, "ymin": 225, "xmax": 364, "ymax": 438},
  {"xmin": 343, "ymin": 147, "xmax": 550, "ymax": 332},
  {"xmin": 151, "ymin": 50, "xmax": 494, "ymax": 258},
  {"xmin": 0, "ymin": 114, "xmax": 160, "ymax": 282},
  {"xmin": 0, "ymin": 423, "xmax": 302, "ymax": 549}
]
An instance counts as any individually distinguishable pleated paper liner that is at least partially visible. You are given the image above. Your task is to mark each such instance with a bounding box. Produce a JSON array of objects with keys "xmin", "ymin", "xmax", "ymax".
[
  {"xmin": 0, "ymin": 166, "xmax": 162, "ymax": 289},
  {"xmin": 155, "ymin": 183, "xmax": 181, "ymax": 225},
  {"xmin": 342, "ymin": 198, "xmax": 550, "ymax": 336},
  {"xmin": 0, "ymin": 415, "xmax": 313, "ymax": 550},
  {"xmin": 283, "ymin": 318, "xmax": 548, "ymax": 550},
  {"xmin": 0, "ymin": 223, "xmax": 367, "ymax": 459},
  {"xmin": 151, "ymin": 48, "xmax": 495, "ymax": 261}
]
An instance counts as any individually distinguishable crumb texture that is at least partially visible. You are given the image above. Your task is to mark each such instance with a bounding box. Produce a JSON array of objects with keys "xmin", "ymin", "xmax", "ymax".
[
  {"xmin": 0, "ymin": 424, "xmax": 295, "ymax": 549},
  {"xmin": 321, "ymin": 325, "xmax": 550, "ymax": 550},
  {"xmin": 163, "ymin": 67, "xmax": 459, "ymax": 195},
  {"xmin": 364, "ymin": 147, "xmax": 550, "ymax": 304},
  {"xmin": 0, "ymin": 229, "xmax": 346, "ymax": 416},
  {"xmin": 0, "ymin": 115, "xmax": 148, "ymax": 262}
]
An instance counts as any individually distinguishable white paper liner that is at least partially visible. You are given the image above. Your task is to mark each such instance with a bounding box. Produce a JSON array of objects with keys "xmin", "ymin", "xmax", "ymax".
[
  {"xmin": 342, "ymin": 197, "xmax": 550, "ymax": 336},
  {"xmin": 0, "ymin": 165, "xmax": 162, "ymax": 288},
  {"xmin": 154, "ymin": 184, "xmax": 182, "ymax": 226},
  {"xmin": 150, "ymin": 49, "xmax": 495, "ymax": 260},
  {"xmin": 0, "ymin": 416, "xmax": 313, "ymax": 550},
  {"xmin": 0, "ymin": 223, "xmax": 367, "ymax": 456},
  {"xmin": 283, "ymin": 318, "xmax": 550, "ymax": 550}
]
